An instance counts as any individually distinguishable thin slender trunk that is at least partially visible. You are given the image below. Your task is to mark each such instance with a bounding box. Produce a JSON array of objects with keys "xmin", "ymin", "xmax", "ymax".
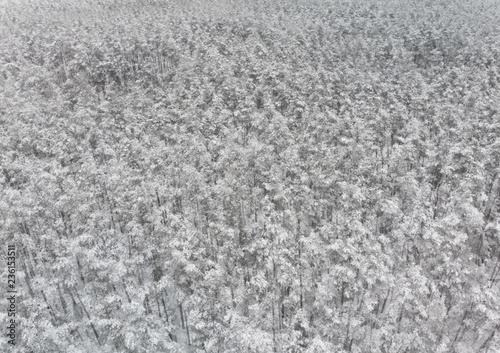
[
  {"xmin": 76, "ymin": 256, "xmax": 86, "ymax": 283},
  {"xmin": 122, "ymin": 280, "xmax": 132, "ymax": 303},
  {"xmin": 185, "ymin": 309, "xmax": 191, "ymax": 346},
  {"xmin": 479, "ymin": 325, "xmax": 498, "ymax": 352},
  {"xmin": 162, "ymin": 290, "xmax": 170, "ymax": 322},
  {"xmin": 40, "ymin": 289, "xmax": 57, "ymax": 321},
  {"xmin": 433, "ymin": 184, "xmax": 440, "ymax": 220},
  {"xmin": 156, "ymin": 294, "xmax": 162, "ymax": 318},
  {"xmin": 272, "ymin": 302, "xmax": 277, "ymax": 353},
  {"xmin": 75, "ymin": 291, "xmax": 101, "ymax": 346},
  {"xmin": 144, "ymin": 294, "xmax": 151, "ymax": 315},
  {"xmin": 379, "ymin": 288, "xmax": 391, "ymax": 315},
  {"xmin": 57, "ymin": 283, "xmax": 68, "ymax": 315},
  {"xmin": 344, "ymin": 318, "xmax": 351, "ymax": 351},
  {"xmin": 489, "ymin": 257, "xmax": 500, "ymax": 288},
  {"xmin": 179, "ymin": 303, "xmax": 185, "ymax": 329},
  {"xmin": 21, "ymin": 257, "xmax": 34, "ymax": 297},
  {"xmin": 161, "ymin": 291, "xmax": 175, "ymax": 341},
  {"xmin": 454, "ymin": 304, "xmax": 472, "ymax": 345},
  {"xmin": 297, "ymin": 219, "xmax": 303, "ymax": 310}
]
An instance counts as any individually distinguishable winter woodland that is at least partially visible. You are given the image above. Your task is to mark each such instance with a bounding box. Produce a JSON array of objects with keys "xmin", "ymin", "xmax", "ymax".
[{"xmin": 0, "ymin": 0, "xmax": 499, "ymax": 352}]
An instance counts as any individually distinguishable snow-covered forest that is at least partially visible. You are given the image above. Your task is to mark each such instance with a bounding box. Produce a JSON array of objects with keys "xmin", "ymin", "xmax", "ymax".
[{"xmin": 1, "ymin": 0, "xmax": 499, "ymax": 352}]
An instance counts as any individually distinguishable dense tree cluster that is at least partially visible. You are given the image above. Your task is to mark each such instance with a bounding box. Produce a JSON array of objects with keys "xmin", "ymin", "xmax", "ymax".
[{"xmin": 1, "ymin": 0, "xmax": 499, "ymax": 352}]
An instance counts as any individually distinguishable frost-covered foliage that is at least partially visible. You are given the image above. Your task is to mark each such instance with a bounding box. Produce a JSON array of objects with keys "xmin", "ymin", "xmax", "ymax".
[{"xmin": 1, "ymin": 0, "xmax": 499, "ymax": 352}]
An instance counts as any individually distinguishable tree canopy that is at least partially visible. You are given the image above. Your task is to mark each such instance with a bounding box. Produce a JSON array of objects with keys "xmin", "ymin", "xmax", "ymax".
[{"xmin": 1, "ymin": 0, "xmax": 499, "ymax": 352}]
